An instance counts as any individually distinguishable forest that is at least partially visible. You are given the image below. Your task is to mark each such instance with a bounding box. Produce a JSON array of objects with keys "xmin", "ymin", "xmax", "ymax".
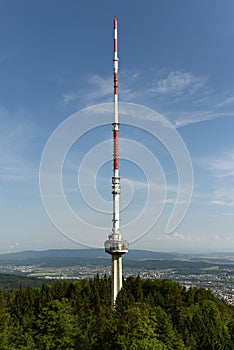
[{"xmin": 0, "ymin": 276, "xmax": 233, "ymax": 349}]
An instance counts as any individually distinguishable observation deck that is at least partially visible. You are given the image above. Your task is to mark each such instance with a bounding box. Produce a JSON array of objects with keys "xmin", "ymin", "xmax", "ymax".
[{"xmin": 104, "ymin": 238, "xmax": 129, "ymax": 254}]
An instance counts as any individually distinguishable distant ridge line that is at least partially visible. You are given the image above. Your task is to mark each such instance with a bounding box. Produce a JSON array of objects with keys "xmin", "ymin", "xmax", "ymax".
[
  {"xmin": 0, "ymin": 249, "xmax": 233, "ymax": 262},
  {"xmin": 0, "ymin": 249, "xmax": 180, "ymax": 261}
]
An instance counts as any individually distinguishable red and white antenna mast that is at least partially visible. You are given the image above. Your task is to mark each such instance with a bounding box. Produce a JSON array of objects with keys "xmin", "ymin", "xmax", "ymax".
[
  {"xmin": 105, "ymin": 17, "xmax": 128, "ymax": 307},
  {"xmin": 113, "ymin": 16, "xmax": 120, "ymax": 237}
]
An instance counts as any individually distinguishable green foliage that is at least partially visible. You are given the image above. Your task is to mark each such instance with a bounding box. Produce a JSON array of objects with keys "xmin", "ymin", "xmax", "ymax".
[
  {"xmin": 36, "ymin": 299, "xmax": 76, "ymax": 349},
  {"xmin": 0, "ymin": 277, "xmax": 233, "ymax": 349},
  {"xmin": 0, "ymin": 292, "xmax": 12, "ymax": 349},
  {"xmin": 0, "ymin": 273, "xmax": 50, "ymax": 290},
  {"xmin": 177, "ymin": 300, "xmax": 233, "ymax": 349},
  {"xmin": 115, "ymin": 304, "xmax": 167, "ymax": 349}
]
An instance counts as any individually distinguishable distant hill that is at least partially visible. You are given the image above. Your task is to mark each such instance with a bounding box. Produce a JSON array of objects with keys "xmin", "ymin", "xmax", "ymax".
[
  {"xmin": 0, "ymin": 248, "xmax": 234, "ymax": 263},
  {"xmin": 0, "ymin": 249, "xmax": 233, "ymax": 268},
  {"xmin": 0, "ymin": 248, "xmax": 181, "ymax": 263}
]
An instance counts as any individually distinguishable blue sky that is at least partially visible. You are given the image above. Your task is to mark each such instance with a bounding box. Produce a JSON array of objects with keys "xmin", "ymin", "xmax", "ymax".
[{"xmin": 0, "ymin": 0, "xmax": 234, "ymax": 253}]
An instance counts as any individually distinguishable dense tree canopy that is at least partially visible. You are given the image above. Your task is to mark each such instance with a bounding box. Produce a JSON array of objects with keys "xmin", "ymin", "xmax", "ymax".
[{"xmin": 0, "ymin": 276, "xmax": 233, "ymax": 349}]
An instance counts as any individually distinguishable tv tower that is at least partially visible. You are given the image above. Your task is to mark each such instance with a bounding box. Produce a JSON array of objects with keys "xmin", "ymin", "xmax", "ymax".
[{"xmin": 104, "ymin": 17, "xmax": 128, "ymax": 306}]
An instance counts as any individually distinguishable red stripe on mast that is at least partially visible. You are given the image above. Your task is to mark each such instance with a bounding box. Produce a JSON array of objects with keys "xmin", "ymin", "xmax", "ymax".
[
  {"xmin": 114, "ymin": 72, "xmax": 118, "ymax": 95},
  {"xmin": 114, "ymin": 16, "xmax": 117, "ymax": 29},
  {"xmin": 114, "ymin": 130, "xmax": 119, "ymax": 170}
]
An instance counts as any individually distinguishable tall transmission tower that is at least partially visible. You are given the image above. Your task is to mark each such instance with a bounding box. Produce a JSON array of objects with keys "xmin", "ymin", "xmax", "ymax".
[{"xmin": 104, "ymin": 17, "xmax": 128, "ymax": 307}]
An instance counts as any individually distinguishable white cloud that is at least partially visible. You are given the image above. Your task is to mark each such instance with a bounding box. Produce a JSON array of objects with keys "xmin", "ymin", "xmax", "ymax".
[
  {"xmin": 212, "ymin": 189, "xmax": 234, "ymax": 207},
  {"xmin": 198, "ymin": 151, "xmax": 234, "ymax": 206},
  {"xmin": 61, "ymin": 68, "xmax": 234, "ymax": 130},
  {"xmin": 202, "ymin": 151, "xmax": 234, "ymax": 178},
  {"xmin": 85, "ymin": 74, "xmax": 112, "ymax": 101},
  {"xmin": 155, "ymin": 232, "xmax": 234, "ymax": 244},
  {"xmin": 62, "ymin": 71, "xmax": 141, "ymax": 106},
  {"xmin": 8, "ymin": 242, "xmax": 19, "ymax": 253},
  {"xmin": 152, "ymin": 71, "xmax": 207, "ymax": 95},
  {"xmin": 156, "ymin": 232, "xmax": 197, "ymax": 241},
  {"xmin": 62, "ymin": 74, "xmax": 112, "ymax": 105},
  {"xmin": 0, "ymin": 108, "xmax": 37, "ymax": 182},
  {"xmin": 209, "ymin": 200, "xmax": 234, "ymax": 207},
  {"xmin": 218, "ymin": 95, "xmax": 234, "ymax": 107},
  {"xmin": 174, "ymin": 111, "xmax": 234, "ymax": 128},
  {"xmin": 62, "ymin": 92, "xmax": 78, "ymax": 104}
]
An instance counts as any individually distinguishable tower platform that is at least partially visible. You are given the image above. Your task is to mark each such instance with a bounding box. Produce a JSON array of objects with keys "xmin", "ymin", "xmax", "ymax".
[{"xmin": 104, "ymin": 238, "xmax": 128, "ymax": 254}]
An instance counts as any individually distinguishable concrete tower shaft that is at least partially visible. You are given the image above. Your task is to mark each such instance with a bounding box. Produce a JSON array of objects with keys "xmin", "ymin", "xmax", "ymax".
[{"xmin": 104, "ymin": 17, "xmax": 128, "ymax": 306}]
